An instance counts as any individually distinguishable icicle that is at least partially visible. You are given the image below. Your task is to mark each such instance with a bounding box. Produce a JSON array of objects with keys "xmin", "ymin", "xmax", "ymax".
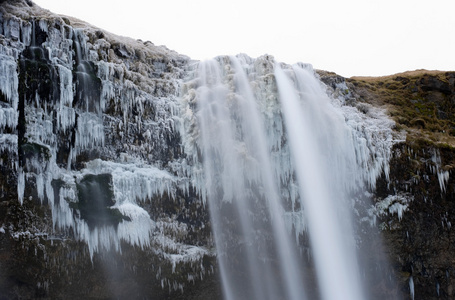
[
  {"xmin": 430, "ymin": 150, "xmax": 450, "ymax": 193},
  {"xmin": 83, "ymin": 159, "xmax": 177, "ymax": 203},
  {"xmin": 36, "ymin": 173, "xmax": 44, "ymax": 201},
  {"xmin": 0, "ymin": 134, "xmax": 17, "ymax": 154},
  {"xmin": 38, "ymin": 19, "xmax": 48, "ymax": 33},
  {"xmin": 20, "ymin": 20, "xmax": 32, "ymax": 46},
  {"xmin": 97, "ymin": 61, "xmax": 114, "ymax": 113},
  {"xmin": 368, "ymin": 194, "xmax": 411, "ymax": 223},
  {"xmin": 17, "ymin": 167, "xmax": 25, "ymax": 205},
  {"xmin": 74, "ymin": 112, "xmax": 105, "ymax": 152},
  {"xmin": 0, "ymin": 107, "xmax": 18, "ymax": 129},
  {"xmin": 57, "ymin": 64, "xmax": 73, "ymax": 105},
  {"xmin": 0, "ymin": 54, "xmax": 19, "ymax": 110}
]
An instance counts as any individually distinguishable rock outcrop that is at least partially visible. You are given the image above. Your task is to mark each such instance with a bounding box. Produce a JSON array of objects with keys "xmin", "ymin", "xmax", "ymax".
[{"xmin": 344, "ymin": 71, "xmax": 455, "ymax": 299}]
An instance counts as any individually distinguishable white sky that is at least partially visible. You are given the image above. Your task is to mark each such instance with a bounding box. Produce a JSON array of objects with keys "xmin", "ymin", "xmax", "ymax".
[{"xmin": 33, "ymin": 0, "xmax": 455, "ymax": 77}]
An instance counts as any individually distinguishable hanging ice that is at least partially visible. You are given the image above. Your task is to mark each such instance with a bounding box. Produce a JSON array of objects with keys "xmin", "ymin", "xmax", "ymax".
[
  {"xmin": 431, "ymin": 149, "xmax": 450, "ymax": 193},
  {"xmin": 0, "ymin": 49, "xmax": 19, "ymax": 131}
]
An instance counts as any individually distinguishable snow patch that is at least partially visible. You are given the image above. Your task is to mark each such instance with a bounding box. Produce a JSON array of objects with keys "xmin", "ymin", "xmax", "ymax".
[{"xmin": 364, "ymin": 194, "xmax": 413, "ymax": 227}]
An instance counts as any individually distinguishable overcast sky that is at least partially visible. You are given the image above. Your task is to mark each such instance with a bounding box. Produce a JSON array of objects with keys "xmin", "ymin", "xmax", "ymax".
[{"xmin": 33, "ymin": 0, "xmax": 455, "ymax": 77}]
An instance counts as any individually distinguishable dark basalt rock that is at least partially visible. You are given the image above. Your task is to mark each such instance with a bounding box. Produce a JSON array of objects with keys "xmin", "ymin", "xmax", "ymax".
[
  {"xmin": 343, "ymin": 70, "xmax": 455, "ymax": 299},
  {"xmin": 374, "ymin": 141, "xmax": 455, "ymax": 299},
  {"xmin": 75, "ymin": 173, "xmax": 130, "ymax": 228}
]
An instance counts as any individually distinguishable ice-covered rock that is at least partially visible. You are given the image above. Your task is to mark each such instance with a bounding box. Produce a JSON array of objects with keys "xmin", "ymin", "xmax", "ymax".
[{"xmin": 0, "ymin": 1, "xmax": 207, "ymax": 292}]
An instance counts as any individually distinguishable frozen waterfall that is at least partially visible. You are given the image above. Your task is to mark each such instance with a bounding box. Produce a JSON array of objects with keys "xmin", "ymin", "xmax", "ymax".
[{"xmin": 180, "ymin": 55, "xmax": 396, "ymax": 300}]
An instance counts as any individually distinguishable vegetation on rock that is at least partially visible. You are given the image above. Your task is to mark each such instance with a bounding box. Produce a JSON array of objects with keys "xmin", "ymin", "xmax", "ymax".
[
  {"xmin": 346, "ymin": 70, "xmax": 455, "ymax": 298},
  {"xmin": 348, "ymin": 70, "xmax": 455, "ymax": 148}
]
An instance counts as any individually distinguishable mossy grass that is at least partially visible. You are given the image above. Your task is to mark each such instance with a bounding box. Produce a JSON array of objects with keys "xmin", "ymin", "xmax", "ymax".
[{"xmin": 348, "ymin": 70, "xmax": 455, "ymax": 148}]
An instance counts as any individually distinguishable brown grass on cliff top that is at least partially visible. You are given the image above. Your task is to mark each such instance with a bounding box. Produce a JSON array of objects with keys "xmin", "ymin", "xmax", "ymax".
[
  {"xmin": 347, "ymin": 69, "xmax": 455, "ymax": 148},
  {"xmin": 351, "ymin": 69, "xmax": 448, "ymax": 81}
]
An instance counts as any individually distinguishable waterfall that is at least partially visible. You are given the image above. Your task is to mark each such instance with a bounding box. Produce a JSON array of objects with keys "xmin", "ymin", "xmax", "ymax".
[
  {"xmin": 189, "ymin": 56, "xmax": 306, "ymax": 300},
  {"xmin": 181, "ymin": 54, "xmax": 396, "ymax": 299},
  {"xmin": 275, "ymin": 63, "xmax": 364, "ymax": 300}
]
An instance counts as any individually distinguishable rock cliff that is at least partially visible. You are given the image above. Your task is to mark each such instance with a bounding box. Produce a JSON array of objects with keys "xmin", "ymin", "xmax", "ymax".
[
  {"xmin": 0, "ymin": 0, "xmax": 454, "ymax": 299},
  {"xmin": 320, "ymin": 70, "xmax": 455, "ymax": 299},
  {"xmin": 0, "ymin": 1, "xmax": 219, "ymax": 299},
  {"xmin": 348, "ymin": 71, "xmax": 455, "ymax": 299}
]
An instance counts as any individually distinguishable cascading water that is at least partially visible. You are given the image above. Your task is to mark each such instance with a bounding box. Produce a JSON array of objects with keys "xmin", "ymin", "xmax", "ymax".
[
  {"xmin": 192, "ymin": 56, "xmax": 306, "ymax": 300},
  {"xmin": 275, "ymin": 63, "xmax": 364, "ymax": 300},
  {"xmin": 181, "ymin": 55, "xmax": 397, "ymax": 299}
]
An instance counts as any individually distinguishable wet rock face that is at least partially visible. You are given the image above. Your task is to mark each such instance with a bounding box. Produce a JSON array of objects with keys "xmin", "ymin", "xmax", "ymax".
[
  {"xmin": 373, "ymin": 142, "xmax": 455, "ymax": 299},
  {"xmin": 75, "ymin": 173, "xmax": 131, "ymax": 228},
  {"xmin": 320, "ymin": 69, "xmax": 455, "ymax": 299},
  {"xmin": 343, "ymin": 70, "xmax": 455, "ymax": 299}
]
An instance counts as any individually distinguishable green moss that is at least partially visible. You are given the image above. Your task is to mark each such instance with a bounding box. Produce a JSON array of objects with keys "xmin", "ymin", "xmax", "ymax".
[
  {"xmin": 436, "ymin": 142, "xmax": 455, "ymax": 151},
  {"xmin": 408, "ymin": 136, "xmax": 435, "ymax": 149}
]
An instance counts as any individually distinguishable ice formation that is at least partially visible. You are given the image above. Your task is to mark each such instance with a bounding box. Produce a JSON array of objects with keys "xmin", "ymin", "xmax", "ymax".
[
  {"xmin": 431, "ymin": 149, "xmax": 450, "ymax": 193},
  {"xmin": 0, "ymin": 8, "xmax": 200, "ymax": 280},
  {"xmin": 364, "ymin": 193, "xmax": 413, "ymax": 227}
]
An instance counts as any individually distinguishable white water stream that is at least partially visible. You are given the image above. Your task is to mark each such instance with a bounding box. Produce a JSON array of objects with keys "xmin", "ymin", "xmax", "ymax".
[
  {"xmin": 191, "ymin": 57, "xmax": 305, "ymax": 300},
  {"xmin": 181, "ymin": 55, "xmax": 397, "ymax": 300},
  {"xmin": 275, "ymin": 63, "xmax": 364, "ymax": 300}
]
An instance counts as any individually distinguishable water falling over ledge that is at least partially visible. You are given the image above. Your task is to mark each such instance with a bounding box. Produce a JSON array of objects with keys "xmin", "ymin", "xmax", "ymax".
[
  {"xmin": 275, "ymin": 63, "xmax": 364, "ymax": 300},
  {"xmin": 180, "ymin": 54, "xmax": 399, "ymax": 300}
]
